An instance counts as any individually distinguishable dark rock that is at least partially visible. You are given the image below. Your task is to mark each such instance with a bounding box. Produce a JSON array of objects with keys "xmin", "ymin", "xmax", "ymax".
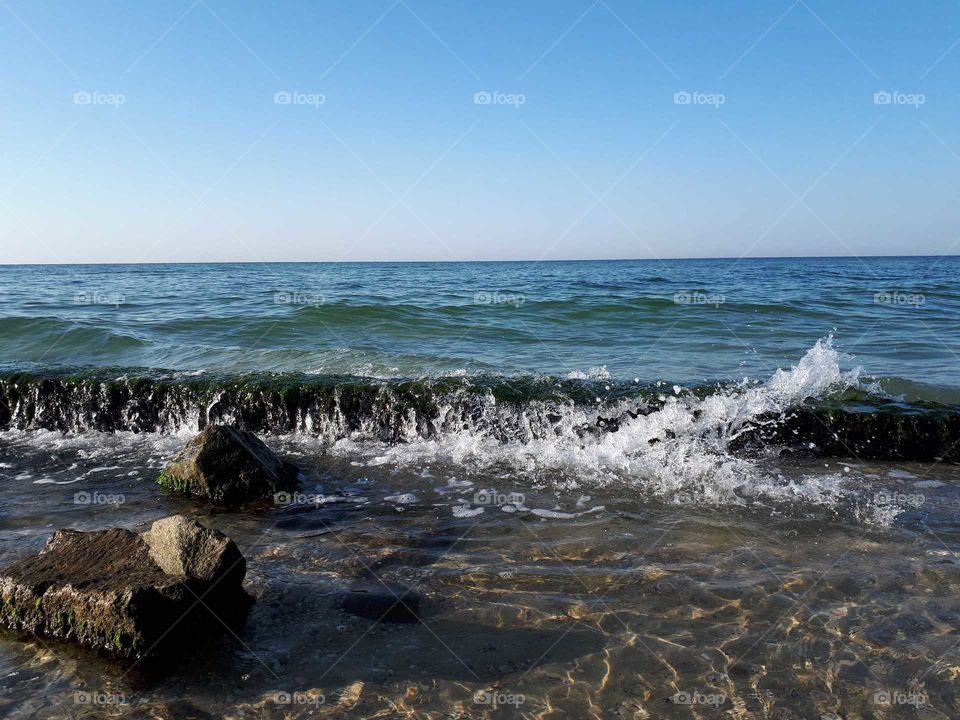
[
  {"xmin": 730, "ymin": 406, "xmax": 960, "ymax": 462},
  {"xmin": 0, "ymin": 516, "xmax": 249, "ymax": 660},
  {"xmin": 340, "ymin": 582, "xmax": 423, "ymax": 624},
  {"xmin": 158, "ymin": 424, "xmax": 298, "ymax": 504}
]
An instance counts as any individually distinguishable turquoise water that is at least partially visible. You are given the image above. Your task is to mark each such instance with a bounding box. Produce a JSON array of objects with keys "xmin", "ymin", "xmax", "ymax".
[
  {"xmin": 1, "ymin": 259, "xmax": 960, "ymax": 717},
  {"xmin": 1, "ymin": 257, "xmax": 957, "ymax": 394},
  {"xmin": 1, "ymin": 257, "xmax": 959, "ymax": 487}
]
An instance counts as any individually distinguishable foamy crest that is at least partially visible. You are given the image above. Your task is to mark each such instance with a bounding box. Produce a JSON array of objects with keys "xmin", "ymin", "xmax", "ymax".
[
  {"xmin": 332, "ymin": 338, "xmax": 880, "ymax": 516},
  {"xmin": 766, "ymin": 335, "xmax": 860, "ymax": 400},
  {"xmin": 566, "ymin": 365, "xmax": 611, "ymax": 380},
  {"xmin": 0, "ymin": 338, "xmax": 909, "ymax": 524}
]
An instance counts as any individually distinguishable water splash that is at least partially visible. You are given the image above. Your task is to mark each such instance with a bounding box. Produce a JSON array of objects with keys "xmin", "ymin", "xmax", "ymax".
[
  {"xmin": 333, "ymin": 337, "xmax": 869, "ymax": 512},
  {"xmin": 0, "ymin": 338, "xmax": 953, "ymax": 522}
]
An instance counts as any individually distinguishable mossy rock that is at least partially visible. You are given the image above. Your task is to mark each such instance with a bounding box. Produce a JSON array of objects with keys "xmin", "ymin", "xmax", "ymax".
[
  {"xmin": 157, "ymin": 425, "xmax": 298, "ymax": 504},
  {"xmin": 0, "ymin": 516, "xmax": 250, "ymax": 661}
]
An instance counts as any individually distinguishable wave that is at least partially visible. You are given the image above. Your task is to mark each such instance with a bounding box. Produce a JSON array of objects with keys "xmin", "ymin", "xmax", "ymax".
[
  {"xmin": 0, "ymin": 339, "xmax": 956, "ymax": 465},
  {"xmin": 0, "ymin": 317, "xmax": 148, "ymax": 353},
  {"xmin": 2, "ymin": 337, "xmax": 957, "ymax": 521}
]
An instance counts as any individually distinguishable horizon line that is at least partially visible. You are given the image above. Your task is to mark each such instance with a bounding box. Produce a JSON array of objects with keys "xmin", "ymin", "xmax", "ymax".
[{"xmin": 0, "ymin": 253, "xmax": 957, "ymax": 267}]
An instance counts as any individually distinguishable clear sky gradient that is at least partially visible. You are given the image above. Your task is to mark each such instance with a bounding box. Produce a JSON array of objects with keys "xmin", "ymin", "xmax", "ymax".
[{"xmin": 1, "ymin": 1, "xmax": 958, "ymax": 263}]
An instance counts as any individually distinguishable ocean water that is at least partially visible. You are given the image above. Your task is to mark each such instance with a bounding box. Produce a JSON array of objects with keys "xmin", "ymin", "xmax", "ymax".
[
  {"xmin": 0, "ymin": 258, "xmax": 958, "ymax": 718},
  {"xmin": 2, "ymin": 257, "xmax": 959, "ymax": 391}
]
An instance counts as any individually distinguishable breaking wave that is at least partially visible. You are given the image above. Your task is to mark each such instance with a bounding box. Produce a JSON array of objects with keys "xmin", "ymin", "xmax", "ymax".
[{"xmin": 0, "ymin": 337, "xmax": 957, "ymax": 516}]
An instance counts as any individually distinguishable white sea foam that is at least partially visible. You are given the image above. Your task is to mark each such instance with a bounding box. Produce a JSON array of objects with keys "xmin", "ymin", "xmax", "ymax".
[
  {"xmin": 0, "ymin": 338, "xmax": 920, "ymax": 524},
  {"xmin": 566, "ymin": 365, "xmax": 611, "ymax": 380},
  {"xmin": 329, "ymin": 337, "xmax": 875, "ymax": 514}
]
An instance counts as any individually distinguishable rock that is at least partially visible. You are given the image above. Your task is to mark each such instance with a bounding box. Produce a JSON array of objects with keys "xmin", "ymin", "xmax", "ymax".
[
  {"xmin": 340, "ymin": 581, "xmax": 422, "ymax": 624},
  {"xmin": 0, "ymin": 517, "xmax": 249, "ymax": 660},
  {"xmin": 158, "ymin": 424, "xmax": 298, "ymax": 504},
  {"xmin": 142, "ymin": 515, "xmax": 245, "ymax": 588}
]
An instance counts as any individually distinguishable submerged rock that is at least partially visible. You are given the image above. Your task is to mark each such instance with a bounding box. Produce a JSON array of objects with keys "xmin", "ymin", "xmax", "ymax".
[
  {"xmin": 158, "ymin": 424, "xmax": 298, "ymax": 504},
  {"xmin": 340, "ymin": 581, "xmax": 423, "ymax": 624},
  {"xmin": 0, "ymin": 515, "xmax": 249, "ymax": 660}
]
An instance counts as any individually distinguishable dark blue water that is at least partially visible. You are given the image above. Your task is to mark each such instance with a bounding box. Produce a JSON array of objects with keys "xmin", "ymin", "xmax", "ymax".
[{"xmin": 1, "ymin": 257, "xmax": 956, "ymax": 396}]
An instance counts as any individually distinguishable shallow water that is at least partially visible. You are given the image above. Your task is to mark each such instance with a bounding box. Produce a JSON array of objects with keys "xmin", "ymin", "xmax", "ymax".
[
  {"xmin": 0, "ymin": 259, "xmax": 958, "ymax": 717},
  {"xmin": 0, "ymin": 431, "xmax": 958, "ymax": 719}
]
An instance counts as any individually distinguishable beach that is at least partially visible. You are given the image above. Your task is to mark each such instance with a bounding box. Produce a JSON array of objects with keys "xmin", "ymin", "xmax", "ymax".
[{"xmin": 0, "ymin": 258, "xmax": 956, "ymax": 717}]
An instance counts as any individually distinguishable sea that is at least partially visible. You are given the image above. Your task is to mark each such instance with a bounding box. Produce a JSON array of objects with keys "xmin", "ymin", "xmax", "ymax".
[{"xmin": 0, "ymin": 257, "xmax": 957, "ymax": 718}]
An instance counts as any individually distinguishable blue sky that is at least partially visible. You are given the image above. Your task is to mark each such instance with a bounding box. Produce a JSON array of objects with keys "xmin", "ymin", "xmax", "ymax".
[{"xmin": 1, "ymin": 0, "xmax": 958, "ymax": 263}]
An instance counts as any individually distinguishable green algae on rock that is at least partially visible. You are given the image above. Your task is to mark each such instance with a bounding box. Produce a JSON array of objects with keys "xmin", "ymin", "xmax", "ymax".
[
  {"xmin": 158, "ymin": 424, "xmax": 298, "ymax": 504},
  {"xmin": 0, "ymin": 516, "xmax": 249, "ymax": 660}
]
